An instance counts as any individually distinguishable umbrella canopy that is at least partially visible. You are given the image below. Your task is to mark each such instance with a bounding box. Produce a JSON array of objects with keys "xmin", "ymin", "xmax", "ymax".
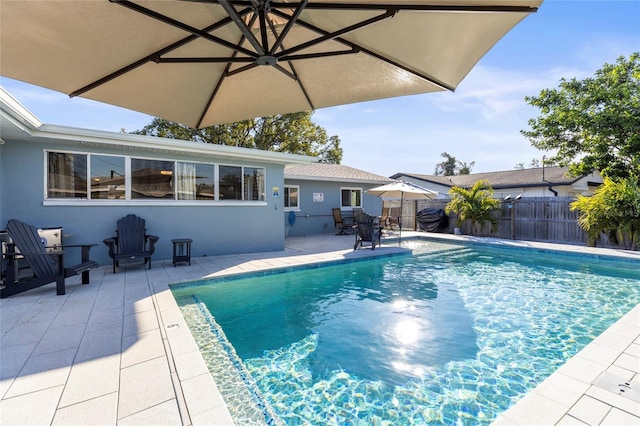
[
  {"xmin": 367, "ymin": 180, "xmax": 438, "ymax": 241},
  {"xmin": 0, "ymin": 1, "xmax": 541, "ymax": 128},
  {"xmin": 367, "ymin": 180, "xmax": 439, "ymax": 200}
]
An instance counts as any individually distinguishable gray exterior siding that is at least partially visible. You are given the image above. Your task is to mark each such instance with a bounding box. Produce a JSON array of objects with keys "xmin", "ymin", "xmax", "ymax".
[
  {"xmin": 1, "ymin": 139, "xmax": 286, "ymax": 266},
  {"xmin": 284, "ymin": 179, "xmax": 384, "ymax": 237}
]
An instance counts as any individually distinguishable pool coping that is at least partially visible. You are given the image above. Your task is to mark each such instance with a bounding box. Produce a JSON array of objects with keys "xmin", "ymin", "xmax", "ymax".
[{"xmin": 1, "ymin": 232, "xmax": 637, "ymax": 425}]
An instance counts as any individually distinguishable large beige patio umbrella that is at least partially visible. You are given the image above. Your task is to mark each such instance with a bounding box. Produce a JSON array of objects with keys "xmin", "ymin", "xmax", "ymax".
[
  {"xmin": 367, "ymin": 180, "xmax": 438, "ymax": 242},
  {"xmin": 0, "ymin": 0, "xmax": 541, "ymax": 128}
]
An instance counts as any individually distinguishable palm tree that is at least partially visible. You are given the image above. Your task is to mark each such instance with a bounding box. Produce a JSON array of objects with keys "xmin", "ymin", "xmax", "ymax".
[
  {"xmin": 570, "ymin": 176, "xmax": 640, "ymax": 250},
  {"xmin": 445, "ymin": 180, "xmax": 501, "ymax": 235}
]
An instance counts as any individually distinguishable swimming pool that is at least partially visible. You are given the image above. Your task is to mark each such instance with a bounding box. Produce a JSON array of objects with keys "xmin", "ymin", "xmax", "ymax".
[{"xmin": 171, "ymin": 239, "xmax": 639, "ymax": 425}]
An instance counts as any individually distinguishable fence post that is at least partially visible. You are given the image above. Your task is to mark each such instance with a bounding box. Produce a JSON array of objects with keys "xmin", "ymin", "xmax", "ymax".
[{"xmin": 510, "ymin": 200, "xmax": 516, "ymax": 240}]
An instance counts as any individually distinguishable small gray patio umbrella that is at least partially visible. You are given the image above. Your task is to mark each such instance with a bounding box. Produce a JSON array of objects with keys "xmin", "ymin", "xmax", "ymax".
[
  {"xmin": 0, "ymin": 1, "xmax": 541, "ymax": 128},
  {"xmin": 367, "ymin": 180, "xmax": 438, "ymax": 242}
]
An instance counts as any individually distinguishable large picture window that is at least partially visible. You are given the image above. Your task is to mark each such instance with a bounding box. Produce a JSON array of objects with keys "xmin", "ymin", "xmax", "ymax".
[
  {"xmin": 131, "ymin": 158, "xmax": 174, "ymax": 199},
  {"xmin": 176, "ymin": 162, "xmax": 215, "ymax": 201},
  {"xmin": 91, "ymin": 155, "xmax": 125, "ymax": 199},
  {"xmin": 47, "ymin": 152, "xmax": 87, "ymax": 198},
  {"xmin": 45, "ymin": 150, "xmax": 265, "ymax": 204},
  {"xmin": 219, "ymin": 165, "xmax": 242, "ymax": 200},
  {"xmin": 244, "ymin": 167, "xmax": 265, "ymax": 201},
  {"xmin": 341, "ymin": 187, "xmax": 362, "ymax": 209}
]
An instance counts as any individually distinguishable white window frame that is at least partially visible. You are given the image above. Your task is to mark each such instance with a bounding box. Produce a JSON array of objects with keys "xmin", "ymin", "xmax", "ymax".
[
  {"xmin": 284, "ymin": 185, "xmax": 300, "ymax": 211},
  {"xmin": 43, "ymin": 150, "xmax": 267, "ymax": 206},
  {"xmin": 340, "ymin": 187, "xmax": 363, "ymax": 209}
]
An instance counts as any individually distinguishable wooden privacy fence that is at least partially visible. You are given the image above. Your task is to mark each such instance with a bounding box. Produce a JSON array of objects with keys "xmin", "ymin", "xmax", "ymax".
[{"xmin": 386, "ymin": 197, "xmax": 622, "ymax": 249}]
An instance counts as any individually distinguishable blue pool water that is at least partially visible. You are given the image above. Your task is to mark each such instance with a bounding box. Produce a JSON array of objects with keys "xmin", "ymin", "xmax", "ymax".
[{"xmin": 171, "ymin": 239, "xmax": 639, "ymax": 425}]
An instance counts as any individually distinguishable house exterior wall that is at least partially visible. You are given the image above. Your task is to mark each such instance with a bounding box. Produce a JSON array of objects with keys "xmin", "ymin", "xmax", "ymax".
[
  {"xmin": 0, "ymin": 139, "xmax": 286, "ymax": 266},
  {"xmin": 397, "ymin": 173, "xmax": 603, "ymax": 200},
  {"xmin": 283, "ymin": 179, "xmax": 384, "ymax": 237}
]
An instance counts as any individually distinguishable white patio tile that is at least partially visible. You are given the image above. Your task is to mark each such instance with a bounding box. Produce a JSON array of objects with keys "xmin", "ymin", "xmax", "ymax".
[
  {"xmin": 122, "ymin": 309, "xmax": 160, "ymax": 338},
  {"xmin": 592, "ymin": 328, "xmax": 637, "ymax": 353},
  {"xmin": 52, "ymin": 392, "xmax": 118, "ymax": 425},
  {"xmin": 626, "ymin": 343, "xmax": 640, "ymax": 358},
  {"xmin": 556, "ymin": 415, "xmax": 590, "ymax": 426},
  {"xmin": 117, "ymin": 399, "xmax": 182, "ymax": 425},
  {"xmin": 117, "ymin": 356, "xmax": 175, "ymax": 419},
  {"xmin": 557, "ymin": 355, "xmax": 608, "ymax": 384},
  {"xmin": 585, "ymin": 385, "xmax": 640, "ymax": 417},
  {"xmin": 121, "ymin": 328, "xmax": 166, "ymax": 369},
  {"xmin": 123, "ymin": 295, "xmax": 155, "ymax": 317},
  {"xmin": 75, "ymin": 325, "xmax": 122, "ymax": 362},
  {"xmin": 180, "ymin": 372, "xmax": 232, "ymax": 422},
  {"xmin": 0, "ymin": 385, "xmax": 63, "ymax": 425},
  {"xmin": 58, "ymin": 354, "xmax": 121, "ymax": 408},
  {"xmin": 529, "ymin": 373, "xmax": 591, "ymax": 409},
  {"xmin": 567, "ymin": 395, "xmax": 612, "ymax": 425},
  {"xmin": 575, "ymin": 342, "xmax": 622, "ymax": 367},
  {"xmin": 85, "ymin": 307, "xmax": 124, "ymax": 333},
  {"xmin": 173, "ymin": 350, "xmax": 210, "ymax": 381},
  {"xmin": 190, "ymin": 407, "xmax": 236, "ymax": 426},
  {"xmin": 4, "ymin": 347, "xmax": 76, "ymax": 398},
  {"xmin": 606, "ymin": 364, "xmax": 637, "ymax": 381},
  {"xmin": 49, "ymin": 303, "xmax": 93, "ymax": 329},
  {"xmin": 0, "ymin": 342, "xmax": 36, "ymax": 398},
  {"xmin": 600, "ymin": 407, "xmax": 640, "ymax": 425},
  {"xmin": 1, "ymin": 319, "xmax": 50, "ymax": 348},
  {"xmin": 32, "ymin": 323, "xmax": 85, "ymax": 356},
  {"xmin": 166, "ymin": 330, "xmax": 200, "ymax": 357},
  {"xmin": 614, "ymin": 353, "xmax": 640, "ymax": 373},
  {"xmin": 493, "ymin": 392, "xmax": 568, "ymax": 425}
]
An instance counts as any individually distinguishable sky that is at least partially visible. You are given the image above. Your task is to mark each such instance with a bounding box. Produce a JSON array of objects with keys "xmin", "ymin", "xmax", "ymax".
[{"xmin": 1, "ymin": 0, "xmax": 639, "ymax": 178}]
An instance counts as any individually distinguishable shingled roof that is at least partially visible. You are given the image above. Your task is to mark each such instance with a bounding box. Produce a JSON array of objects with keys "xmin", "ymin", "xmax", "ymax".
[
  {"xmin": 285, "ymin": 163, "xmax": 394, "ymax": 184},
  {"xmin": 391, "ymin": 166, "xmax": 582, "ymax": 189}
]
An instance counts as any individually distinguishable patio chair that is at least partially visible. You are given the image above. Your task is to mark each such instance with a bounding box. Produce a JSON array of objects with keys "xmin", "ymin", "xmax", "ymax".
[
  {"xmin": 1, "ymin": 219, "xmax": 98, "ymax": 298},
  {"xmin": 381, "ymin": 207, "xmax": 401, "ymax": 231},
  {"xmin": 353, "ymin": 212, "xmax": 383, "ymax": 250},
  {"xmin": 332, "ymin": 208, "xmax": 354, "ymax": 235},
  {"xmin": 103, "ymin": 214, "xmax": 159, "ymax": 273}
]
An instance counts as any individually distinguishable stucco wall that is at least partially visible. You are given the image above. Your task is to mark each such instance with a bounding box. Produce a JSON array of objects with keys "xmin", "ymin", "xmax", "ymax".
[
  {"xmin": 283, "ymin": 179, "xmax": 384, "ymax": 237},
  {"xmin": 1, "ymin": 139, "xmax": 286, "ymax": 266}
]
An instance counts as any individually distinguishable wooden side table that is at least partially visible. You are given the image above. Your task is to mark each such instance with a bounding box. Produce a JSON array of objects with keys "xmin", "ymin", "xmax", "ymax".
[{"xmin": 171, "ymin": 239, "xmax": 192, "ymax": 267}]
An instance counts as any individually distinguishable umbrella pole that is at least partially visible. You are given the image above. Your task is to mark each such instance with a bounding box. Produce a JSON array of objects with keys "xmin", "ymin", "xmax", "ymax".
[{"xmin": 398, "ymin": 195, "xmax": 403, "ymax": 245}]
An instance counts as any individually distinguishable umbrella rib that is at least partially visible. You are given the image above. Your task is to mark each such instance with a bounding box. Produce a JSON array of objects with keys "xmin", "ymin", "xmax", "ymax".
[
  {"xmin": 279, "ymin": 49, "xmax": 359, "ymax": 62},
  {"xmin": 270, "ymin": 0, "xmax": 307, "ymax": 55},
  {"xmin": 276, "ymin": 8, "xmax": 397, "ymax": 58},
  {"xmin": 70, "ymin": 7, "xmax": 250, "ymax": 97},
  {"xmin": 270, "ymin": 2, "xmax": 539, "ymax": 14},
  {"xmin": 196, "ymin": 12, "xmax": 260, "ymax": 128},
  {"xmin": 270, "ymin": 9, "xmax": 455, "ymax": 92},
  {"xmin": 217, "ymin": 0, "xmax": 266, "ymax": 55},
  {"xmin": 111, "ymin": 0, "xmax": 257, "ymax": 57},
  {"xmin": 157, "ymin": 57, "xmax": 254, "ymax": 63},
  {"xmin": 263, "ymin": 8, "xmax": 315, "ymax": 110}
]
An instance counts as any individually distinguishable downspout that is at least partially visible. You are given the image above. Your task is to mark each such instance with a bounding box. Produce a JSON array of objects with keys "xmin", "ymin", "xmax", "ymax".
[{"xmin": 542, "ymin": 155, "xmax": 558, "ymax": 196}]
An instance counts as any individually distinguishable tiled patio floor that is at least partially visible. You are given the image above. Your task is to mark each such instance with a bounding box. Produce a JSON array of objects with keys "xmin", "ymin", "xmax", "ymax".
[{"xmin": 1, "ymin": 233, "xmax": 638, "ymax": 425}]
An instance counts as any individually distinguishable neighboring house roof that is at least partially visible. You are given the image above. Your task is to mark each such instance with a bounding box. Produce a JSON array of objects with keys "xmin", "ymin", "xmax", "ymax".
[
  {"xmin": 0, "ymin": 86, "xmax": 315, "ymax": 165},
  {"xmin": 391, "ymin": 166, "xmax": 590, "ymax": 189},
  {"xmin": 285, "ymin": 163, "xmax": 394, "ymax": 184}
]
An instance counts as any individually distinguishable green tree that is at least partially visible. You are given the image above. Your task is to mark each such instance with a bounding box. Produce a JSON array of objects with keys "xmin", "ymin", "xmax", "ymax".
[
  {"xmin": 445, "ymin": 180, "xmax": 501, "ymax": 235},
  {"xmin": 522, "ymin": 53, "xmax": 640, "ymax": 180},
  {"xmin": 570, "ymin": 176, "xmax": 640, "ymax": 250},
  {"xmin": 514, "ymin": 158, "xmax": 541, "ymax": 170},
  {"xmin": 133, "ymin": 111, "xmax": 343, "ymax": 163},
  {"xmin": 434, "ymin": 152, "xmax": 475, "ymax": 176}
]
